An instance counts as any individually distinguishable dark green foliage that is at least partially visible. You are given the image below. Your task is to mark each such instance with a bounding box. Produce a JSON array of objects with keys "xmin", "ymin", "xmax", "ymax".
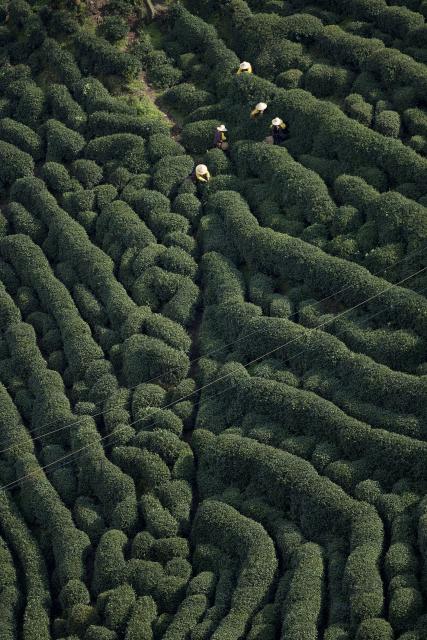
[
  {"xmin": 41, "ymin": 162, "xmax": 73, "ymax": 194},
  {"xmin": 74, "ymin": 32, "xmax": 140, "ymax": 80},
  {"xmin": 0, "ymin": 117, "xmax": 43, "ymax": 159},
  {"xmin": 355, "ymin": 618, "xmax": 394, "ymax": 639},
  {"xmin": 344, "ymin": 93, "xmax": 373, "ymax": 126},
  {"xmin": 92, "ymin": 530, "xmax": 128, "ymax": 596},
  {"xmin": 7, "ymin": 201, "xmax": 46, "ymax": 243},
  {"xmin": 181, "ymin": 120, "xmax": 222, "ymax": 154},
  {"xmin": 145, "ymin": 51, "xmax": 183, "ymax": 90},
  {"xmin": 172, "ymin": 193, "xmax": 201, "ymax": 224},
  {"xmin": 8, "ymin": 0, "xmax": 31, "ymax": 28},
  {"xmin": 374, "ymin": 110, "xmax": 401, "ymax": 137},
  {"xmin": 71, "ymin": 160, "xmax": 103, "ymax": 189},
  {"xmin": 85, "ymin": 134, "xmax": 149, "ymax": 173},
  {"xmin": 147, "ymin": 134, "xmax": 185, "ymax": 163},
  {"xmin": 276, "ymin": 68, "xmax": 304, "ymax": 89},
  {"xmin": 85, "ymin": 109, "xmax": 169, "ymax": 139},
  {"xmin": 389, "ymin": 587, "xmax": 423, "ymax": 632},
  {"xmin": 152, "ymin": 155, "xmax": 195, "ymax": 198},
  {"xmin": 304, "ymin": 63, "xmax": 354, "ymax": 97},
  {"xmin": 33, "ymin": 38, "xmax": 81, "ymax": 86},
  {"xmin": 98, "ymin": 16, "xmax": 128, "ymax": 43},
  {"xmin": 122, "ymin": 334, "xmax": 190, "ymax": 387},
  {"xmin": 46, "ymin": 84, "xmax": 86, "ymax": 130},
  {"xmin": 125, "ymin": 596, "xmax": 157, "ymax": 640},
  {"xmin": 0, "ymin": 3, "xmax": 426, "ymax": 636},
  {"xmin": 162, "ymin": 83, "xmax": 214, "ymax": 113},
  {"xmin": 0, "ymin": 140, "xmax": 34, "ymax": 185},
  {"xmin": 45, "ymin": 119, "xmax": 85, "ymax": 162}
]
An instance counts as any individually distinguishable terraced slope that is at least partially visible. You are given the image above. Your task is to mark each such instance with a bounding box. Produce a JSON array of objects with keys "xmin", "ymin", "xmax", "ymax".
[{"xmin": 0, "ymin": 0, "xmax": 426, "ymax": 639}]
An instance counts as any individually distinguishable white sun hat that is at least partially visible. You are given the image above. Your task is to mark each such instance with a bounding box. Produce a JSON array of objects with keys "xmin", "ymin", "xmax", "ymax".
[
  {"xmin": 272, "ymin": 117, "xmax": 283, "ymax": 126},
  {"xmin": 240, "ymin": 61, "xmax": 251, "ymax": 70},
  {"xmin": 256, "ymin": 102, "xmax": 268, "ymax": 111},
  {"xmin": 196, "ymin": 164, "xmax": 208, "ymax": 174},
  {"xmin": 217, "ymin": 124, "xmax": 227, "ymax": 131}
]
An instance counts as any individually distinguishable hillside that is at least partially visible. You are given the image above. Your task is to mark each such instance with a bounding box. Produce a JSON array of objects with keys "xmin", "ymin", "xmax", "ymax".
[{"xmin": 0, "ymin": 0, "xmax": 427, "ymax": 638}]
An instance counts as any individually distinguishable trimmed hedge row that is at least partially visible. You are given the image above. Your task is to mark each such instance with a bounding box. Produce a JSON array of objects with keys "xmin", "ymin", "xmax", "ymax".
[
  {"xmin": 280, "ymin": 543, "xmax": 324, "ymax": 640},
  {"xmin": 1, "ymin": 233, "xmax": 104, "ymax": 380},
  {"xmin": 205, "ymin": 191, "xmax": 427, "ymax": 337},
  {"xmin": 0, "ymin": 140, "xmax": 34, "ymax": 185},
  {"xmin": 193, "ymin": 499, "xmax": 277, "ymax": 639},
  {"xmin": 232, "ymin": 141, "xmax": 336, "ymax": 224},
  {"xmin": 194, "ymin": 431, "xmax": 383, "ymax": 629},
  {"xmin": 0, "ymin": 491, "xmax": 51, "ymax": 640},
  {"xmin": 87, "ymin": 111, "xmax": 169, "ymax": 139},
  {"xmin": 73, "ymin": 32, "xmax": 140, "ymax": 80}
]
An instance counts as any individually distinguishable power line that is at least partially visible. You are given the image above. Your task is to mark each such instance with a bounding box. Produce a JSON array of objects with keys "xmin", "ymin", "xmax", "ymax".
[
  {"xmin": 2, "ymin": 263, "xmax": 426, "ymax": 493},
  {"xmin": 0, "ymin": 239, "xmax": 425, "ymax": 453}
]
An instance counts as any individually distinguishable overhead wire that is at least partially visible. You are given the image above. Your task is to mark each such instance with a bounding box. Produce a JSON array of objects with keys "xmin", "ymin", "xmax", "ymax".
[
  {"xmin": 12, "ymin": 282, "xmax": 427, "ymax": 485},
  {"xmin": 1, "ymin": 262, "xmax": 426, "ymax": 493},
  {"xmin": 0, "ymin": 237, "xmax": 425, "ymax": 453}
]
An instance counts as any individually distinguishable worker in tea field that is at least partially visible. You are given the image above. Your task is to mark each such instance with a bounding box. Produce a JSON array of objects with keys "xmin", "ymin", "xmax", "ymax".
[
  {"xmin": 237, "ymin": 61, "xmax": 252, "ymax": 74},
  {"xmin": 214, "ymin": 125, "xmax": 229, "ymax": 151},
  {"xmin": 270, "ymin": 117, "xmax": 289, "ymax": 145},
  {"xmin": 194, "ymin": 164, "xmax": 211, "ymax": 183},
  {"xmin": 251, "ymin": 102, "xmax": 268, "ymax": 119}
]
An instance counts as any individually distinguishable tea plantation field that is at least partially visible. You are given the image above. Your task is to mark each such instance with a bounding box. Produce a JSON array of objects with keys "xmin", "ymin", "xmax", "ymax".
[{"xmin": 0, "ymin": 0, "xmax": 427, "ymax": 638}]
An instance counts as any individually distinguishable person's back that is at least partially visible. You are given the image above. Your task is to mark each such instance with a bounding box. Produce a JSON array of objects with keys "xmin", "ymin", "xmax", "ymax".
[
  {"xmin": 214, "ymin": 125, "xmax": 228, "ymax": 150},
  {"xmin": 271, "ymin": 117, "xmax": 288, "ymax": 144}
]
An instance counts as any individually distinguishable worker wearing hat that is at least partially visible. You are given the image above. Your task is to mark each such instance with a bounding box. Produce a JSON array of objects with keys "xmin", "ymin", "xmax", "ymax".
[
  {"xmin": 194, "ymin": 164, "xmax": 211, "ymax": 183},
  {"xmin": 237, "ymin": 61, "xmax": 252, "ymax": 74},
  {"xmin": 250, "ymin": 102, "xmax": 268, "ymax": 119},
  {"xmin": 213, "ymin": 124, "xmax": 229, "ymax": 150},
  {"xmin": 271, "ymin": 117, "xmax": 288, "ymax": 145}
]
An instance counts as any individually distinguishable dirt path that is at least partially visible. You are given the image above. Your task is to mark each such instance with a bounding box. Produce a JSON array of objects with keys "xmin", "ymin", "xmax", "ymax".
[{"xmin": 125, "ymin": 19, "xmax": 183, "ymax": 140}]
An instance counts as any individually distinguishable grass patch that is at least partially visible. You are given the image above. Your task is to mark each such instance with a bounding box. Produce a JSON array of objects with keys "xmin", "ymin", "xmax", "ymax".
[
  {"xmin": 145, "ymin": 22, "xmax": 164, "ymax": 49},
  {"xmin": 125, "ymin": 79, "xmax": 173, "ymax": 127}
]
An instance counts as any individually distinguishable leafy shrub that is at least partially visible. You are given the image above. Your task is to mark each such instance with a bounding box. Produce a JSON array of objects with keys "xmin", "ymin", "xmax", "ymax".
[
  {"xmin": 0, "ymin": 117, "xmax": 43, "ymax": 159},
  {"xmin": 344, "ymin": 94, "xmax": 373, "ymax": 126},
  {"xmin": 41, "ymin": 162, "xmax": 74, "ymax": 193},
  {"xmin": 74, "ymin": 32, "xmax": 140, "ymax": 80},
  {"xmin": 125, "ymin": 596, "xmax": 157, "ymax": 640},
  {"xmin": 374, "ymin": 110, "xmax": 401, "ymax": 137},
  {"xmin": 98, "ymin": 16, "xmax": 128, "ymax": 43},
  {"xmin": 103, "ymin": 584, "xmax": 136, "ymax": 632},
  {"xmin": 7, "ymin": 202, "xmax": 46, "ymax": 243},
  {"xmin": 45, "ymin": 119, "xmax": 85, "ymax": 162},
  {"xmin": 85, "ymin": 134, "xmax": 149, "ymax": 173},
  {"xmin": 182, "ymin": 120, "xmax": 222, "ymax": 155},
  {"xmin": 92, "ymin": 530, "xmax": 127, "ymax": 595},
  {"xmin": 162, "ymin": 83, "xmax": 214, "ymax": 113},
  {"xmin": 409, "ymin": 135, "xmax": 427, "ymax": 154},
  {"xmin": 146, "ymin": 51, "xmax": 183, "ymax": 90},
  {"xmin": 46, "ymin": 84, "xmax": 86, "ymax": 130},
  {"xmin": 71, "ymin": 160, "xmax": 103, "ymax": 189},
  {"xmin": 276, "ymin": 68, "xmax": 304, "ymax": 89},
  {"xmin": 0, "ymin": 140, "xmax": 34, "ymax": 185},
  {"xmin": 147, "ymin": 134, "xmax": 185, "ymax": 163},
  {"xmin": 32, "ymin": 38, "xmax": 81, "ymax": 86},
  {"xmin": 122, "ymin": 334, "xmax": 190, "ymax": 386},
  {"xmin": 304, "ymin": 63, "xmax": 354, "ymax": 97},
  {"xmin": 152, "ymin": 155, "xmax": 194, "ymax": 198},
  {"xmin": 389, "ymin": 587, "xmax": 423, "ymax": 632},
  {"xmin": 8, "ymin": 0, "xmax": 32, "ymax": 28},
  {"xmin": 355, "ymin": 618, "xmax": 394, "ymax": 640},
  {"xmin": 203, "ymin": 148, "xmax": 232, "ymax": 176},
  {"xmin": 45, "ymin": 8, "xmax": 79, "ymax": 36}
]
